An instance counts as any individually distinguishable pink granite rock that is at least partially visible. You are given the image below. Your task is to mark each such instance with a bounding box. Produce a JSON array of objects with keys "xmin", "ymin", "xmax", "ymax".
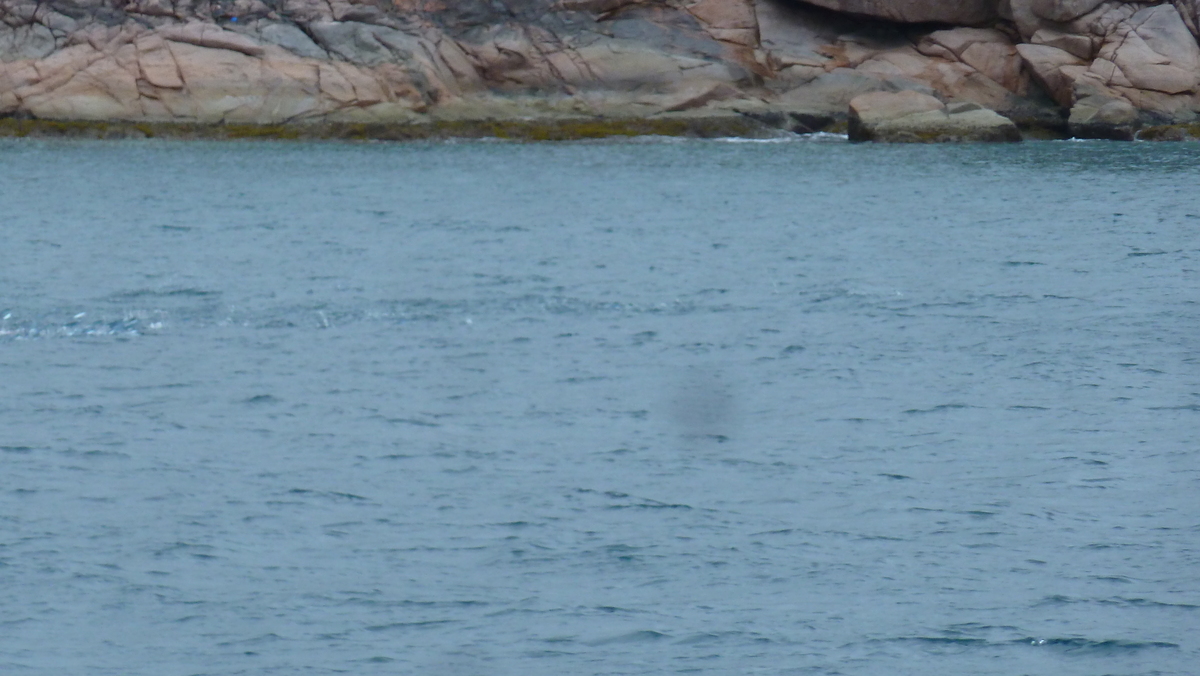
[
  {"xmin": 848, "ymin": 89, "xmax": 1021, "ymax": 141},
  {"xmin": 1, "ymin": 0, "xmax": 1198, "ymax": 133}
]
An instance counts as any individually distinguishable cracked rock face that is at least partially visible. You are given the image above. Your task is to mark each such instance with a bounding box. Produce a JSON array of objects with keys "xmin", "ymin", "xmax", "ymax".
[
  {"xmin": 1177, "ymin": 0, "xmax": 1200, "ymax": 37},
  {"xmin": 1, "ymin": 0, "xmax": 779, "ymax": 123},
  {"xmin": 1028, "ymin": 0, "xmax": 1110, "ymax": 22},
  {"xmin": 1012, "ymin": 0, "xmax": 1200, "ymax": 132},
  {"xmin": 0, "ymin": 0, "xmax": 1198, "ymax": 133}
]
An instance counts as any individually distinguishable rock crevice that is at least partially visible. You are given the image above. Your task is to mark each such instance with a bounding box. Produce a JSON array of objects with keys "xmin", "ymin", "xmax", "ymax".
[{"xmin": 1, "ymin": 0, "xmax": 1198, "ymax": 137}]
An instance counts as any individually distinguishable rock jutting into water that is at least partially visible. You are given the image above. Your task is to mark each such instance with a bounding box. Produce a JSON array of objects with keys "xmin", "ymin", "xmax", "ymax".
[
  {"xmin": 847, "ymin": 90, "xmax": 1022, "ymax": 141},
  {"xmin": 1, "ymin": 0, "xmax": 1199, "ymax": 141}
]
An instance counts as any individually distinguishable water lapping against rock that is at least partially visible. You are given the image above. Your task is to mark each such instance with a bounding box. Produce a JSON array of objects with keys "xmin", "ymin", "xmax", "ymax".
[{"xmin": 1, "ymin": 138, "xmax": 1198, "ymax": 675}]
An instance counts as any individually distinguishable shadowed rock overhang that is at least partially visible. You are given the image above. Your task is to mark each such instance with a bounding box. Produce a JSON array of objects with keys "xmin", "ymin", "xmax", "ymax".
[{"xmin": 0, "ymin": 0, "xmax": 1197, "ymax": 139}]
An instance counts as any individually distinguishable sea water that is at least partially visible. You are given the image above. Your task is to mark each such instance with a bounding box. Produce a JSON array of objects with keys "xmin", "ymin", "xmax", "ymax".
[{"xmin": 1, "ymin": 137, "xmax": 1197, "ymax": 676}]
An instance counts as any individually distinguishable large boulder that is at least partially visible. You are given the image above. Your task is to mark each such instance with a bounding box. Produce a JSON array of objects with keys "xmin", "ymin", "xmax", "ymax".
[
  {"xmin": 848, "ymin": 90, "xmax": 1021, "ymax": 141},
  {"xmin": 777, "ymin": 66, "xmax": 935, "ymax": 116},
  {"xmin": 1088, "ymin": 4, "xmax": 1200, "ymax": 96},
  {"xmin": 797, "ymin": 0, "xmax": 998, "ymax": 24},
  {"xmin": 1068, "ymin": 92, "xmax": 1140, "ymax": 138},
  {"xmin": 916, "ymin": 27, "xmax": 1028, "ymax": 93},
  {"xmin": 1013, "ymin": 1, "xmax": 1200, "ymax": 124},
  {"xmin": 1017, "ymin": 42, "xmax": 1090, "ymax": 106},
  {"xmin": 2, "ymin": 21, "xmax": 440, "ymax": 124}
]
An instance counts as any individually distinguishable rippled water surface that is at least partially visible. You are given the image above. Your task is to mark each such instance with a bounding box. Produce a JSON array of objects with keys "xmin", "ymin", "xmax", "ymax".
[{"xmin": 2, "ymin": 137, "xmax": 1198, "ymax": 676}]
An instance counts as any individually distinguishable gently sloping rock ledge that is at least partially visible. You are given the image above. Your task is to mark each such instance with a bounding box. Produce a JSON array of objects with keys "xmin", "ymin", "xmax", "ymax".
[{"xmin": 848, "ymin": 91, "xmax": 1022, "ymax": 142}]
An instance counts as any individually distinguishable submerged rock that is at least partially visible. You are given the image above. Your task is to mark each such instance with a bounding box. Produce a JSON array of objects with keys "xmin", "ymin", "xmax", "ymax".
[
  {"xmin": 848, "ymin": 90, "xmax": 1022, "ymax": 142},
  {"xmin": 1138, "ymin": 120, "xmax": 1200, "ymax": 139}
]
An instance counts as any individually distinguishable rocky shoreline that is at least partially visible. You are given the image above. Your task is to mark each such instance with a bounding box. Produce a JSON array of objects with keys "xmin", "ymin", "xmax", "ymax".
[
  {"xmin": 3, "ymin": 0, "xmax": 1200, "ymax": 142},
  {"xmin": 0, "ymin": 110, "xmax": 782, "ymax": 140}
]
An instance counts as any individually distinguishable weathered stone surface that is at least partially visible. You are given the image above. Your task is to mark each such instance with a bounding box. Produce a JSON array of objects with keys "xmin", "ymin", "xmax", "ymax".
[
  {"xmin": 250, "ymin": 22, "xmax": 330, "ymax": 60},
  {"xmin": 0, "ymin": 22, "xmax": 57, "ymax": 61},
  {"xmin": 689, "ymin": 0, "xmax": 760, "ymax": 47},
  {"xmin": 1029, "ymin": 28, "xmax": 1095, "ymax": 60},
  {"xmin": 1068, "ymin": 92, "xmax": 1139, "ymax": 138},
  {"xmin": 918, "ymin": 27, "xmax": 1027, "ymax": 93},
  {"xmin": 1139, "ymin": 120, "xmax": 1200, "ymax": 139},
  {"xmin": 848, "ymin": 89, "xmax": 1021, "ymax": 141},
  {"xmin": 161, "ymin": 24, "xmax": 266, "ymax": 57},
  {"xmin": 1012, "ymin": 1, "xmax": 1200, "ymax": 124},
  {"xmin": 798, "ymin": 0, "xmax": 997, "ymax": 24},
  {"xmin": 0, "ymin": 18, "xmax": 441, "ymax": 122},
  {"xmin": 1017, "ymin": 42, "xmax": 1088, "ymax": 105},
  {"xmin": 1029, "ymin": 0, "xmax": 1108, "ymax": 22},
  {"xmin": 1177, "ymin": 0, "xmax": 1200, "ymax": 39},
  {"xmin": 1089, "ymin": 5, "xmax": 1200, "ymax": 95},
  {"xmin": 756, "ymin": 0, "xmax": 842, "ymax": 73},
  {"xmin": 850, "ymin": 88, "xmax": 943, "ymax": 119},
  {"xmin": 0, "ymin": 0, "xmax": 1196, "ymax": 134},
  {"xmin": 778, "ymin": 66, "xmax": 932, "ymax": 115}
]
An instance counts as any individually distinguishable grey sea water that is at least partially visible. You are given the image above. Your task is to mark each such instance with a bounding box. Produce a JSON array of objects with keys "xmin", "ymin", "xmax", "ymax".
[{"xmin": 1, "ymin": 136, "xmax": 1197, "ymax": 676}]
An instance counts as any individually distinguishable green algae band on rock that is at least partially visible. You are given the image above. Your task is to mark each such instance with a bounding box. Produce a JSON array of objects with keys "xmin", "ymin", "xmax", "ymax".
[
  {"xmin": 848, "ymin": 91, "xmax": 1022, "ymax": 143},
  {"xmin": 0, "ymin": 115, "xmax": 777, "ymax": 142}
]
